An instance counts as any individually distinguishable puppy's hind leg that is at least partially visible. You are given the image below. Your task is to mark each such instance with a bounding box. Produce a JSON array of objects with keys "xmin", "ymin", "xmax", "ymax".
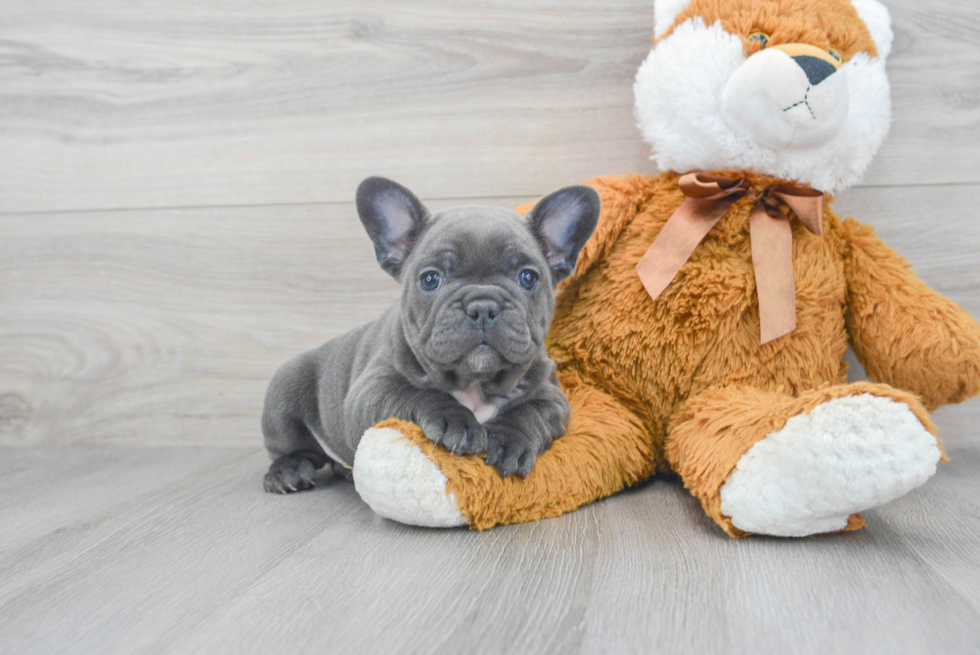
[
  {"xmin": 263, "ymin": 415, "xmax": 332, "ymax": 494},
  {"xmin": 262, "ymin": 356, "xmax": 333, "ymax": 494}
]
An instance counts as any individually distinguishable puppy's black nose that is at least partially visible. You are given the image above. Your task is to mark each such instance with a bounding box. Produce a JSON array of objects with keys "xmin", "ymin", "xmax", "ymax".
[
  {"xmin": 792, "ymin": 55, "xmax": 836, "ymax": 86},
  {"xmin": 465, "ymin": 299, "xmax": 500, "ymax": 330}
]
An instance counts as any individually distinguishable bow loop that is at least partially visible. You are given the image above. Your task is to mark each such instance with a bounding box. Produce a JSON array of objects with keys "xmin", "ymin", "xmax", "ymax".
[
  {"xmin": 678, "ymin": 172, "xmax": 750, "ymax": 201},
  {"xmin": 636, "ymin": 173, "xmax": 826, "ymax": 344}
]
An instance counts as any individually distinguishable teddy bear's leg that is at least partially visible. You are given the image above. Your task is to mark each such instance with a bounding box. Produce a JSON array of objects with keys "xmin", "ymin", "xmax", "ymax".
[
  {"xmin": 353, "ymin": 373, "xmax": 660, "ymax": 529},
  {"xmin": 665, "ymin": 382, "xmax": 945, "ymax": 538}
]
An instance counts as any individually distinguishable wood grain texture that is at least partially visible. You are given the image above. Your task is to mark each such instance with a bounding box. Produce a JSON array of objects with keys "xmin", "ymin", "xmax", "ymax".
[
  {"xmin": 0, "ymin": 444, "xmax": 978, "ymax": 654},
  {"xmin": 1, "ymin": 0, "xmax": 979, "ymax": 214},
  {"xmin": 0, "ymin": 0, "xmax": 651, "ymax": 213},
  {"xmin": 0, "ymin": 447, "xmax": 251, "ymax": 593}
]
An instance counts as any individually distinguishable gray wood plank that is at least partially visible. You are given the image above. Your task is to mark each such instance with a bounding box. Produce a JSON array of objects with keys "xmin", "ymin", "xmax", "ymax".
[
  {"xmin": 0, "ymin": 0, "xmax": 651, "ymax": 213},
  {"xmin": 0, "ymin": 447, "xmax": 246, "ymax": 554},
  {"xmin": 0, "ymin": 447, "xmax": 256, "ymax": 603},
  {"xmin": 871, "ymin": 435, "xmax": 980, "ymax": 611},
  {"xmin": 0, "ymin": 446, "xmax": 978, "ymax": 654},
  {"xmin": 868, "ymin": 0, "xmax": 980, "ymax": 189},
  {"xmin": 578, "ymin": 478, "xmax": 980, "ymax": 655},
  {"xmin": 0, "ymin": 449, "xmax": 353, "ymax": 654},
  {"xmin": 0, "ymin": 0, "xmax": 978, "ymax": 214},
  {"xmin": 169, "ymin": 498, "xmax": 603, "ymax": 655}
]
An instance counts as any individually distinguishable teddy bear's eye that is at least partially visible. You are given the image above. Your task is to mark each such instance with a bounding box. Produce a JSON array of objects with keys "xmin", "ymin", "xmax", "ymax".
[
  {"xmin": 828, "ymin": 48, "xmax": 842, "ymax": 62},
  {"xmin": 748, "ymin": 32, "xmax": 770, "ymax": 48}
]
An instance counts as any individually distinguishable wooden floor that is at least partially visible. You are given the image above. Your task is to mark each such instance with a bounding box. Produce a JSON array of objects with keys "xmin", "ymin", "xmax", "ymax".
[
  {"xmin": 2, "ymin": 0, "xmax": 980, "ymax": 653},
  {"xmin": 0, "ymin": 437, "xmax": 979, "ymax": 654}
]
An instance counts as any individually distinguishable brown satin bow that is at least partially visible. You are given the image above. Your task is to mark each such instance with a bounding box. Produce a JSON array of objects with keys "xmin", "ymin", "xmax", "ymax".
[{"xmin": 635, "ymin": 172, "xmax": 825, "ymax": 344}]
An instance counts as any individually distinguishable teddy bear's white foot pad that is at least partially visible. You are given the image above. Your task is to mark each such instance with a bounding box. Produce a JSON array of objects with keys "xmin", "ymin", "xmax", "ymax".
[
  {"xmin": 353, "ymin": 426, "xmax": 468, "ymax": 528},
  {"xmin": 720, "ymin": 394, "xmax": 941, "ymax": 537}
]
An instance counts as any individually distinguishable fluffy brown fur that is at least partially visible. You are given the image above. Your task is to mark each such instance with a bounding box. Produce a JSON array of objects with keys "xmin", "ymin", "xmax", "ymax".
[{"xmin": 382, "ymin": 171, "xmax": 980, "ymax": 534}]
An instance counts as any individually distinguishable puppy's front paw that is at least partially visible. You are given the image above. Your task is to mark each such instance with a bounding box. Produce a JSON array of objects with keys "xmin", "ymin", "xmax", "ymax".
[
  {"xmin": 264, "ymin": 453, "xmax": 319, "ymax": 494},
  {"xmin": 484, "ymin": 427, "xmax": 539, "ymax": 478},
  {"xmin": 417, "ymin": 404, "xmax": 487, "ymax": 455}
]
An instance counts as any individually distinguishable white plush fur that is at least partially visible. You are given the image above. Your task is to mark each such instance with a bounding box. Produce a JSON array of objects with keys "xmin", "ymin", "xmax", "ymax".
[
  {"xmin": 654, "ymin": 0, "xmax": 692, "ymax": 38},
  {"xmin": 635, "ymin": 15, "xmax": 891, "ymax": 193},
  {"xmin": 851, "ymin": 0, "xmax": 894, "ymax": 58},
  {"xmin": 720, "ymin": 395, "xmax": 941, "ymax": 537},
  {"xmin": 353, "ymin": 427, "xmax": 468, "ymax": 528}
]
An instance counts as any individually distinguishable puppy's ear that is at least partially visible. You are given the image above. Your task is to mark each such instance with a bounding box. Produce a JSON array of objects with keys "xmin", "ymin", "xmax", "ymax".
[
  {"xmin": 526, "ymin": 185, "xmax": 600, "ymax": 284},
  {"xmin": 356, "ymin": 177, "xmax": 428, "ymax": 278}
]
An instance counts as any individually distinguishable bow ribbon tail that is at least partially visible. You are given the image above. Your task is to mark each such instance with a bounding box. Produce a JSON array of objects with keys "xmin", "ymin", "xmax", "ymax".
[
  {"xmin": 635, "ymin": 196, "xmax": 738, "ymax": 301},
  {"xmin": 749, "ymin": 204, "xmax": 797, "ymax": 344}
]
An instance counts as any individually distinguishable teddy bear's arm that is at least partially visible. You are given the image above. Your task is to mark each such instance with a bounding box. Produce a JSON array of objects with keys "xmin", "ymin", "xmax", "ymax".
[
  {"xmin": 842, "ymin": 217, "xmax": 980, "ymax": 410},
  {"xmin": 353, "ymin": 370, "xmax": 661, "ymax": 530}
]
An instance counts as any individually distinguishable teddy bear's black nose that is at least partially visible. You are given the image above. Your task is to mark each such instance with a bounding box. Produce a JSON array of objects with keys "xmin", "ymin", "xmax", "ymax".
[{"xmin": 793, "ymin": 55, "xmax": 837, "ymax": 86}]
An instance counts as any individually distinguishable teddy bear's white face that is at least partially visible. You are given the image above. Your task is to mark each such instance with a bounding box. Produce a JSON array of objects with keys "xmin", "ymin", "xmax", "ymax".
[
  {"xmin": 635, "ymin": 0, "xmax": 894, "ymax": 193},
  {"xmin": 720, "ymin": 43, "xmax": 850, "ymax": 150}
]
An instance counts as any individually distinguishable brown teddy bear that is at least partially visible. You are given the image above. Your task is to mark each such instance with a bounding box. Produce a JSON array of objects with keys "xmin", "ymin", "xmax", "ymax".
[{"xmin": 349, "ymin": 0, "xmax": 980, "ymax": 537}]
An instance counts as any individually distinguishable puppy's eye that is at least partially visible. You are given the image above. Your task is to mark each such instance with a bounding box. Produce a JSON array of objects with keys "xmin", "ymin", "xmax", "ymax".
[
  {"xmin": 518, "ymin": 269, "xmax": 538, "ymax": 291},
  {"xmin": 419, "ymin": 271, "xmax": 442, "ymax": 292},
  {"xmin": 828, "ymin": 48, "xmax": 841, "ymax": 61},
  {"xmin": 748, "ymin": 31, "xmax": 769, "ymax": 48}
]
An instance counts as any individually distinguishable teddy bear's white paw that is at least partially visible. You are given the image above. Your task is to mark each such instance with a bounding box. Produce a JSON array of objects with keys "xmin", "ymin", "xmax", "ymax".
[
  {"xmin": 353, "ymin": 426, "xmax": 468, "ymax": 528},
  {"xmin": 720, "ymin": 394, "xmax": 941, "ymax": 537}
]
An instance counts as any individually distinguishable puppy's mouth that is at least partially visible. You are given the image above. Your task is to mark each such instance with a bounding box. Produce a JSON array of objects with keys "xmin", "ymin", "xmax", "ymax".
[
  {"xmin": 425, "ymin": 307, "xmax": 536, "ymax": 369},
  {"xmin": 463, "ymin": 343, "xmax": 504, "ymax": 375},
  {"xmin": 438, "ymin": 344, "xmax": 529, "ymax": 395}
]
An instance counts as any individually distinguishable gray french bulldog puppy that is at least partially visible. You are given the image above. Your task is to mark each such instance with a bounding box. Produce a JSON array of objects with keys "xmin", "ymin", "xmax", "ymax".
[{"xmin": 262, "ymin": 177, "xmax": 600, "ymax": 493}]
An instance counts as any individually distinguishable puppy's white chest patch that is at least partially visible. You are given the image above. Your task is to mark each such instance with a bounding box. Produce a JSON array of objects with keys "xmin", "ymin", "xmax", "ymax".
[{"xmin": 452, "ymin": 383, "xmax": 499, "ymax": 424}]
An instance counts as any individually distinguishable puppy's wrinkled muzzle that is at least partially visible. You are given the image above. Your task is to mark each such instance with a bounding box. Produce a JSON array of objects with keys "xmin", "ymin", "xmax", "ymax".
[
  {"xmin": 425, "ymin": 285, "xmax": 534, "ymax": 376},
  {"xmin": 720, "ymin": 43, "xmax": 848, "ymax": 150}
]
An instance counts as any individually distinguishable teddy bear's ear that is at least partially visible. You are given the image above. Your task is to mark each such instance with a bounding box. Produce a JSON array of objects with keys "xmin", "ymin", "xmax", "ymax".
[
  {"xmin": 653, "ymin": 0, "xmax": 692, "ymax": 39},
  {"xmin": 851, "ymin": 0, "xmax": 893, "ymax": 59}
]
